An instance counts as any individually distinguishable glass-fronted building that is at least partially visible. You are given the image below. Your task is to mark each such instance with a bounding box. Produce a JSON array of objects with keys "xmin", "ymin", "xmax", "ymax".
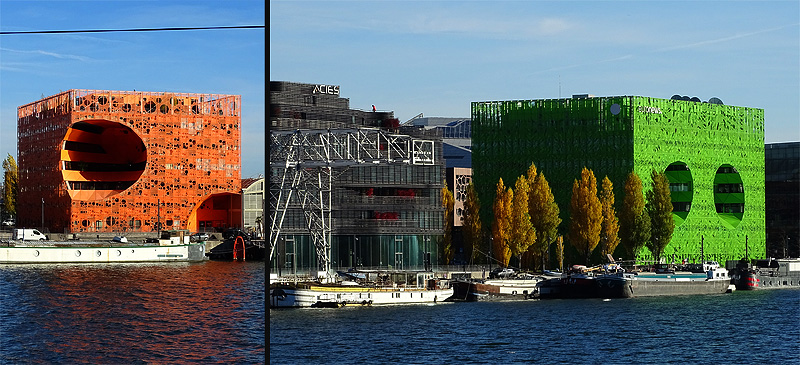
[
  {"xmin": 270, "ymin": 81, "xmax": 445, "ymax": 275},
  {"xmin": 472, "ymin": 95, "xmax": 765, "ymax": 265},
  {"xmin": 242, "ymin": 177, "xmax": 264, "ymax": 238},
  {"xmin": 765, "ymin": 142, "xmax": 799, "ymax": 258}
]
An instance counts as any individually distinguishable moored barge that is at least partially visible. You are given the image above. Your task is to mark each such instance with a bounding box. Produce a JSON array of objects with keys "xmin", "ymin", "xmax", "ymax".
[{"xmin": 732, "ymin": 258, "xmax": 800, "ymax": 290}]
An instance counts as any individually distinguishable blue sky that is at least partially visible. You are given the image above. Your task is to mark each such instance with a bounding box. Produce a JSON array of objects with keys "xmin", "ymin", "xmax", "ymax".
[
  {"xmin": 0, "ymin": 0, "xmax": 265, "ymax": 178},
  {"xmin": 270, "ymin": 1, "xmax": 799, "ymax": 144}
]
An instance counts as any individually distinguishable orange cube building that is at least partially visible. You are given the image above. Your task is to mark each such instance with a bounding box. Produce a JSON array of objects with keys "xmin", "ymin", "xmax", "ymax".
[{"xmin": 17, "ymin": 89, "xmax": 242, "ymax": 234}]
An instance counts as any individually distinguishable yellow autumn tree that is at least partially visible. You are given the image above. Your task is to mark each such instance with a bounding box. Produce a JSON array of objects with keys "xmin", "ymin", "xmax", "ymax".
[
  {"xmin": 569, "ymin": 167, "xmax": 603, "ymax": 265},
  {"xmin": 555, "ymin": 235, "xmax": 564, "ymax": 272},
  {"xmin": 599, "ymin": 176, "xmax": 620, "ymax": 260},
  {"xmin": 509, "ymin": 174, "xmax": 535, "ymax": 269},
  {"xmin": 521, "ymin": 163, "xmax": 538, "ymax": 268},
  {"xmin": 492, "ymin": 178, "xmax": 512, "ymax": 267},
  {"xmin": 441, "ymin": 181, "xmax": 455, "ymax": 265}
]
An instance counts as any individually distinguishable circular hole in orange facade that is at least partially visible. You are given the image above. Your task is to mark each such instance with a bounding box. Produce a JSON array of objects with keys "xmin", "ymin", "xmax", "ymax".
[{"xmin": 61, "ymin": 119, "xmax": 147, "ymax": 201}]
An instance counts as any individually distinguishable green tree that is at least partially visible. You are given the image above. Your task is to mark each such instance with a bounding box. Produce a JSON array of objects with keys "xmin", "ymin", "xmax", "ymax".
[
  {"xmin": 569, "ymin": 167, "xmax": 603, "ymax": 265},
  {"xmin": 646, "ymin": 169, "xmax": 675, "ymax": 264},
  {"xmin": 462, "ymin": 181, "xmax": 483, "ymax": 264},
  {"xmin": 520, "ymin": 163, "xmax": 538, "ymax": 268},
  {"xmin": 3, "ymin": 154, "xmax": 17, "ymax": 218},
  {"xmin": 441, "ymin": 181, "xmax": 455, "ymax": 265},
  {"xmin": 492, "ymin": 178, "xmax": 513, "ymax": 267},
  {"xmin": 599, "ymin": 176, "xmax": 620, "ymax": 260},
  {"xmin": 529, "ymin": 171, "xmax": 561, "ymax": 271},
  {"xmin": 620, "ymin": 171, "xmax": 651, "ymax": 261},
  {"xmin": 509, "ymin": 174, "xmax": 536, "ymax": 269}
]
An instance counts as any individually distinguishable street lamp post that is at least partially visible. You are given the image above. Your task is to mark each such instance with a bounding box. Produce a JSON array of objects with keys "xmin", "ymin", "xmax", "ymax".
[
  {"xmin": 424, "ymin": 236, "xmax": 431, "ymax": 272},
  {"xmin": 488, "ymin": 236, "xmax": 493, "ymax": 271},
  {"xmin": 278, "ymin": 235, "xmax": 283, "ymax": 276}
]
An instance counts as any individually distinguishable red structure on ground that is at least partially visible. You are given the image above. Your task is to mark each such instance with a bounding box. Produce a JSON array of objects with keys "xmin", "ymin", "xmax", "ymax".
[{"xmin": 17, "ymin": 89, "xmax": 242, "ymax": 233}]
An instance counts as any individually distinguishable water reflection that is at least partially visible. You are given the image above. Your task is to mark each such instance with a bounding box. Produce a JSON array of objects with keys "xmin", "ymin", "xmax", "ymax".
[{"xmin": 0, "ymin": 261, "xmax": 265, "ymax": 364}]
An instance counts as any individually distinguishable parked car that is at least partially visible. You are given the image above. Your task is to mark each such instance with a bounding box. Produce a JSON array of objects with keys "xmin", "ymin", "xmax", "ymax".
[
  {"xmin": 222, "ymin": 228, "xmax": 249, "ymax": 240},
  {"xmin": 2, "ymin": 219, "xmax": 15, "ymax": 227},
  {"xmin": 190, "ymin": 232, "xmax": 210, "ymax": 242},
  {"xmin": 13, "ymin": 228, "xmax": 46, "ymax": 241},
  {"xmin": 489, "ymin": 267, "xmax": 516, "ymax": 279}
]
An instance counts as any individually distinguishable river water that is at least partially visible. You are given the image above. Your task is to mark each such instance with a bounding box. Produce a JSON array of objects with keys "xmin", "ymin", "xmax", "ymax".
[
  {"xmin": 0, "ymin": 261, "xmax": 265, "ymax": 364},
  {"xmin": 270, "ymin": 289, "xmax": 800, "ymax": 364}
]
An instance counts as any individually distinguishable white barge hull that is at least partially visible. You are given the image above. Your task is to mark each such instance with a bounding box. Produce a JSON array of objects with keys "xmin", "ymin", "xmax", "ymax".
[
  {"xmin": 270, "ymin": 286, "xmax": 454, "ymax": 308},
  {"xmin": 0, "ymin": 243, "xmax": 206, "ymax": 263}
]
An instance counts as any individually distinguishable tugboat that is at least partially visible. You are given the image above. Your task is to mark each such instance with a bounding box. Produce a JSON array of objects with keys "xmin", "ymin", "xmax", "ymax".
[{"xmin": 732, "ymin": 258, "xmax": 800, "ymax": 290}]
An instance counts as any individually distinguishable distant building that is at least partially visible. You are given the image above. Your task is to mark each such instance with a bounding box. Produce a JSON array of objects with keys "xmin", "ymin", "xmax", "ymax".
[
  {"xmin": 16, "ymin": 89, "xmax": 242, "ymax": 233},
  {"xmin": 472, "ymin": 95, "xmax": 765, "ymax": 265},
  {"xmin": 765, "ymin": 142, "xmax": 799, "ymax": 258},
  {"xmin": 242, "ymin": 177, "xmax": 265, "ymax": 238},
  {"xmin": 405, "ymin": 117, "xmax": 471, "ymax": 169},
  {"xmin": 403, "ymin": 117, "xmax": 475, "ymax": 263},
  {"xmin": 270, "ymin": 81, "xmax": 445, "ymax": 273}
]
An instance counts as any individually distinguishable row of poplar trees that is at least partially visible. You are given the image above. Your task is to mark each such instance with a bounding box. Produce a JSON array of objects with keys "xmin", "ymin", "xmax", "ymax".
[
  {"xmin": 444, "ymin": 163, "xmax": 675, "ymax": 271},
  {"xmin": 569, "ymin": 167, "xmax": 675, "ymax": 267}
]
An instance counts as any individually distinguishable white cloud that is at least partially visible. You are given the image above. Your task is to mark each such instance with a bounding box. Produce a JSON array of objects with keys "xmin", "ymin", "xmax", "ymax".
[
  {"xmin": 0, "ymin": 47, "xmax": 90, "ymax": 61},
  {"xmin": 655, "ymin": 23, "xmax": 800, "ymax": 52}
]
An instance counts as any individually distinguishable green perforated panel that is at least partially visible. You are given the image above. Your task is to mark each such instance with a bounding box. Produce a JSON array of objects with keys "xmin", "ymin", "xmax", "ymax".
[
  {"xmin": 631, "ymin": 97, "xmax": 764, "ymax": 263},
  {"xmin": 472, "ymin": 96, "xmax": 765, "ymax": 264}
]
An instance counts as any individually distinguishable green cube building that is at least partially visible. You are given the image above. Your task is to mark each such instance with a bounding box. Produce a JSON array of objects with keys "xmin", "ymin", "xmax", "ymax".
[{"xmin": 471, "ymin": 95, "xmax": 765, "ymax": 265}]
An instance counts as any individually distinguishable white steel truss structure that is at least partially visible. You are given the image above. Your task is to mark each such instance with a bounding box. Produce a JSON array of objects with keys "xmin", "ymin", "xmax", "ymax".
[{"xmin": 270, "ymin": 128, "xmax": 435, "ymax": 275}]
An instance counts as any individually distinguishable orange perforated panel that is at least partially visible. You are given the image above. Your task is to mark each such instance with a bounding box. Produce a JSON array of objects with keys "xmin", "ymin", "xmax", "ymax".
[{"xmin": 17, "ymin": 89, "xmax": 242, "ymax": 233}]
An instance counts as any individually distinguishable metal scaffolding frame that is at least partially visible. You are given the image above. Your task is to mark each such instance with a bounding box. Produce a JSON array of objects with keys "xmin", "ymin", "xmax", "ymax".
[{"xmin": 270, "ymin": 128, "xmax": 435, "ymax": 276}]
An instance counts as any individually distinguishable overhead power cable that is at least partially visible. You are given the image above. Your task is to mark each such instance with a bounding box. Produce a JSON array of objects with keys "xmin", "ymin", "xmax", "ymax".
[{"xmin": 0, "ymin": 25, "xmax": 265, "ymax": 35}]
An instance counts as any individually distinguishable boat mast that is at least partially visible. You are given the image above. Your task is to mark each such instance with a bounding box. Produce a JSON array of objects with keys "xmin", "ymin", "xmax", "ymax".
[{"xmin": 700, "ymin": 235, "xmax": 704, "ymax": 263}]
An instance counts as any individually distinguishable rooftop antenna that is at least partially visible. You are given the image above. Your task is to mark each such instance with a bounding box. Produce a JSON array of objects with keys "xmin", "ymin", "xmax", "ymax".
[{"xmin": 558, "ymin": 75, "xmax": 561, "ymax": 98}]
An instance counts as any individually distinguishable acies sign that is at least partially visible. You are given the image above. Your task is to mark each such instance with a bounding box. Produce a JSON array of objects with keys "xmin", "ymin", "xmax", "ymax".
[{"xmin": 312, "ymin": 84, "xmax": 340, "ymax": 95}]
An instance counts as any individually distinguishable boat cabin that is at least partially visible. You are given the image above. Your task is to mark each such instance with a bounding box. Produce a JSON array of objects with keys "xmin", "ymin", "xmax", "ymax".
[{"xmin": 159, "ymin": 230, "xmax": 190, "ymax": 246}]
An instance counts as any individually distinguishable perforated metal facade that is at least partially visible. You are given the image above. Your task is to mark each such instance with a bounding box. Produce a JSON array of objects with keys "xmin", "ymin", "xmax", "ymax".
[
  {"xmin": 269, "ymin": 81, "xmax": 445, "ymax": 272},
  {"xmin": 472, "ymin": 96, "xmax": 765, "ymax": 264},
  {"xmin": 17, "ymin": 89, "xmax": 242, "ymax": 233}
]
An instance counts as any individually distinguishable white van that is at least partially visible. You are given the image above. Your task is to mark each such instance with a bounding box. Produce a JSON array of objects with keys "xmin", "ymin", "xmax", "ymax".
[{"xmin": 13, "ymin": 228, "xmax": 47, "ymax": 241}]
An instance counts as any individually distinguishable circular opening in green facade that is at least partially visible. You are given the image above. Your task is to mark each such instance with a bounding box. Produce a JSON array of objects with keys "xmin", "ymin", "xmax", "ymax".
[
  {"xmin": 714, "ymin": 164, "xmax": 744, "ymax": 228},
  {"xmin": 665, "ymin": 161, "xmax": 693, "ymax": 226}
]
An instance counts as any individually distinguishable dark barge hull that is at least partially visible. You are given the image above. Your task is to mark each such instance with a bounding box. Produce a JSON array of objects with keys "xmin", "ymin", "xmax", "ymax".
[
  {"xmin": 596, "ymin": 276, "xmax": 633, "ymax": 298},
  {"xmin": 628, "ymin": 279, "xmax": 730, "ymax": 297},
  {"xmin": 734, "ymin": 271, "xmax": 800, "ymax": 290},
  {"xmin": 447, "ymin": 280, "xmax": 537, "ymax": 301},
  {"xmin": 597, "ymin": 277, "xmax": 730, "ymax": 298},
  {"xmin": 732, "ymin": 259, "xmax": 800, "ymax": 290},
  {"xmin": 537, "ymin": 277, "xmax": 598, "ymax": 299},
  {"xmin": 206, "ymin": 239, "xmax": 265, "ymax": 261}
]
